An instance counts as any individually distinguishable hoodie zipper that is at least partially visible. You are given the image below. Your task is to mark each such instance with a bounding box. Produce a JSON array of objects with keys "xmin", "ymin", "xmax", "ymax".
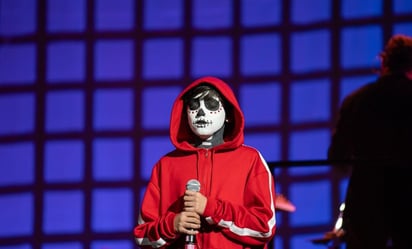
[{"xmin": 199, "ymin": 148, "xmax": 211, "ymax": 249}]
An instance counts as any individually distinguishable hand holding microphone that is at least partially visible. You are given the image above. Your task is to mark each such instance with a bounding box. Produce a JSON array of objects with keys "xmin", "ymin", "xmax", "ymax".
[
  {"xmin": 184, "ymin": 179, "xmax": 207, "ymax": 214},
  {"xmin": 173, "ymin": 180, "xmax": 203, "ymax": 233},
  {"xmin": 183, "ymin": 179, "xmax": 204, "ymax": 249}
]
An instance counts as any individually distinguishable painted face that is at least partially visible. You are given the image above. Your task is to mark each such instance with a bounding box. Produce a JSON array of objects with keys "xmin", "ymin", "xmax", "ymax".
[{"xmin": 187, "ymin": 95, "xmax": 226, "ymax": 140}]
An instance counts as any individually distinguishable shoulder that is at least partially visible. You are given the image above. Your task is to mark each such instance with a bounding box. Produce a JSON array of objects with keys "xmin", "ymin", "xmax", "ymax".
[
  {"xmin": 348, "ymin": 80, "xmax": 377, "ymax": 98},
  {"xmin": 223, "ymin": 144, "xmax": 264, "ymax": 159},
  {"xmin": 237, "ymin": 144, "xmax": 267, "ymax": 161},
  {"xmin": 341, "ymin": 80, "xmax": 377, "ymax": 108},
  {"xmin": 239, "ymin": 144, "xmax": 261, "ymax": 153}
]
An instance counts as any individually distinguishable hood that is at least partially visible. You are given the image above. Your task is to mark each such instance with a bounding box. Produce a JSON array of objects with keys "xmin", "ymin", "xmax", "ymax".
[{"xmin": 169, "ymin": 76, "xmax": 244, "ymax": 151}]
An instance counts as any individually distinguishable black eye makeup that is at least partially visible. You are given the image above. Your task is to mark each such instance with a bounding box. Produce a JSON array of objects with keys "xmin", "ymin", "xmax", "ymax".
[
  {"xmin": 188, "ymin": 99, "xmax": 200, "ymax": 110},
  {"xmin": 187, "ymin": 97, "xmax": 221, "ymax": 111},
  {"xmin": 203, "ymin": 96, "xmax": 220, "ymax": 111}
]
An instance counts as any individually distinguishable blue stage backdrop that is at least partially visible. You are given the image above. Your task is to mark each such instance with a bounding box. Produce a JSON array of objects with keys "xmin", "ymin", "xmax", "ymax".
[{"xmin": 0, "ymin": 0, "xmax": 411, "ymax": 249}]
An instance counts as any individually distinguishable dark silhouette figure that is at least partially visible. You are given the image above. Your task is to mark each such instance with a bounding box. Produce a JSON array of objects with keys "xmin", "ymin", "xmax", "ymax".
[{"xmin": 328, "ymin": 34, "xmax": 412, "ymax": 249}]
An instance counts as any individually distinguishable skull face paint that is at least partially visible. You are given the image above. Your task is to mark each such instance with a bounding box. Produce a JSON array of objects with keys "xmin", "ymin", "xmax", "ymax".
[{"xmin": 187, "ymin": 94, "xmax": 226, "ymax": 140}]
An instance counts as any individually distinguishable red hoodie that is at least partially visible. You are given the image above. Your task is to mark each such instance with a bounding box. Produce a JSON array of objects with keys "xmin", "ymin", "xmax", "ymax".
[{"xmin": 134, "ymin": 76, "xmax": 277, "ymax": 249}]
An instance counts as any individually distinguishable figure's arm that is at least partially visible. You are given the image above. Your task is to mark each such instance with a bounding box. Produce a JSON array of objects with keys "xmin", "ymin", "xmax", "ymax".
[
  {"xmin": 328, "ymin": 96, "xmax": 356, "ymax": 174},
  {"xmin": 200, "ymin": 153, "xmax": 277, "ymax": 246},
  {"xmin": 134, "ymin": 181, "xmax": 178, "ymax": 249}
]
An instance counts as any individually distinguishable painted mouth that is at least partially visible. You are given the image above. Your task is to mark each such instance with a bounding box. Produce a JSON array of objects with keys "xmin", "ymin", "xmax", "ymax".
[{"xmin": 193, "ymin": 120, "xmax": 211, "ymax": 128}]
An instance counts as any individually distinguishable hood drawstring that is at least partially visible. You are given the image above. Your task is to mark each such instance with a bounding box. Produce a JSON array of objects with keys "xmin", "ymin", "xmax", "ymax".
[
  {"xmin": 208, "ymin": 150, "xmax": 214, "ymax": 197},
  {"xmin": 195, "ymin": 151, "xmax": 200, "ymax": 184}
]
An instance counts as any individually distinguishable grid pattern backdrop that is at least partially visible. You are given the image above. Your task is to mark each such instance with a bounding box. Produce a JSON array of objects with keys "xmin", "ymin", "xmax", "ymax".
[{"xmin": 1, "ymin": 0, "xmax": 411, "ymax": 249}]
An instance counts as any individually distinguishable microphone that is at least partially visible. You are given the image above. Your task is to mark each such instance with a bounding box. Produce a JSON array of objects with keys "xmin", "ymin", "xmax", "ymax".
[
  {"xmin": 186, "ymin": 179, "xmax": 201, "ymax": 192},
  {"xmin": 185, "ymin": 179, "xmax": 200, "ymax": 249}
]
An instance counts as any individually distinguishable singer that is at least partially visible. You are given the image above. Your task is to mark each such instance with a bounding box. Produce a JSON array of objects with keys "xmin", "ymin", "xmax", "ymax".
[{"xmin": 134, "ymin": 76, "xmax": 276, "ymax": 249}]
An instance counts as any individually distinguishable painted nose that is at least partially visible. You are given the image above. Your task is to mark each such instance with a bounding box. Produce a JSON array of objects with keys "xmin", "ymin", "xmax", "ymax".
[{"xmin": 196, "ymin": 108, "xmax": 205, "ymax": 117}]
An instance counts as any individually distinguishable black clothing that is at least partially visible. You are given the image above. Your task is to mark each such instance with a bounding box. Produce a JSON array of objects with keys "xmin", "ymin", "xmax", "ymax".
[{"xmin": 328, "ymin": 73, "xmax": 412, "ymax": 249}]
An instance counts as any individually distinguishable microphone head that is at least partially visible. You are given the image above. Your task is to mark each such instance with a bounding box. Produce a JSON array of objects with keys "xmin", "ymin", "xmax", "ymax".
[{"xmin": 186, "ymin": 179, "xmax": 201, "ymax": 192}]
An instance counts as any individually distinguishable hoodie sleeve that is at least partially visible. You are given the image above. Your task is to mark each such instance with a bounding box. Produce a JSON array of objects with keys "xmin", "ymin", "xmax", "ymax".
[
  {"xmin": 134, "ymin": 165, "xmax": 178, "ymax": 249},
  {"xmin": 202, "ymin": 152, "xmax": 277, "ymax": 246}
]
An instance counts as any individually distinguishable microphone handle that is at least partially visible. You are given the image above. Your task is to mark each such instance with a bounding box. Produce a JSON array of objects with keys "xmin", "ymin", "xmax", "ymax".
[
  {"xmin": 185, "ymin": 244, "xmax": 196, "ymax": 249},
  {"xmin": 185, "ymin": 179, "xmax": 200, "ymax": 249},
  {"xmin": 185, "ymin": 233, "xmax": 196, "ymax": 249}
]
